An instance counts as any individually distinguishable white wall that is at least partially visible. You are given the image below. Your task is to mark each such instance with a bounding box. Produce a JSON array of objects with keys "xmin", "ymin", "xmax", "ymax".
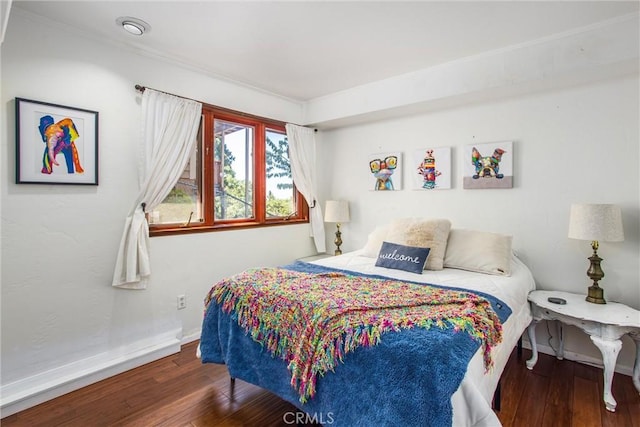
[
  {"xmin": 316, "ymin": 75, "xmax": 640, "ymax": 373},
  {"xmin": 1, "ymin": 10, "xmax": 315, "ymax": 414}
]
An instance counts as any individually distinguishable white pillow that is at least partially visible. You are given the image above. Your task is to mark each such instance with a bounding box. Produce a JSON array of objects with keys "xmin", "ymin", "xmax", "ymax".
[
  {"xmin": 444, "ymin": 229, "xmax": 513, "ymax": 276},
  {"xmin": 362, "ymin": 224, "xmax": 391, "ymax": 258},
  {"xmin": 386, "ymin": 218, "xmax": 451, "ymax": 270}
]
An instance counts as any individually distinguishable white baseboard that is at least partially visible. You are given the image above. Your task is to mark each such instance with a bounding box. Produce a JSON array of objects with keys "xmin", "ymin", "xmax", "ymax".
[
  {"xmin": 0, "ymin": 329, "xmax": 182, "ymax": 418},
  {"xmin": 521, "ymin": 338, "xmax": 634, "ymax": 377},
  {"xmin": 181, "ymin": 328, "xmax": 202, "ymax": 345}
]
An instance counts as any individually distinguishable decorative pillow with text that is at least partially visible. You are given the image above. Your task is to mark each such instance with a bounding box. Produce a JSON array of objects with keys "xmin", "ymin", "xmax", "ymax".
[{"xmin": 375, "ymin": 241, "xmax": 431, "ymax": 274}]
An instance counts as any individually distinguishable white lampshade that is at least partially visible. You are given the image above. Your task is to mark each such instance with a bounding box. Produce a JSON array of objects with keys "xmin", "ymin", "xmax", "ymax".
[
  {"xmin": 568, "ymin": 204, "xmax": 624, "ymax": 242},
  {"xmin": 324, "ymin": 200, "xmax": 350, "ymax": 223}
]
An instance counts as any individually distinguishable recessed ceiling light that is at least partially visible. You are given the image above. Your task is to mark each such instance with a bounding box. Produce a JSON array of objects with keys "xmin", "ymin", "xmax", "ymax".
[{"xmin": 116, "ymin": 16, "xmax": 151, "ymax": 36}]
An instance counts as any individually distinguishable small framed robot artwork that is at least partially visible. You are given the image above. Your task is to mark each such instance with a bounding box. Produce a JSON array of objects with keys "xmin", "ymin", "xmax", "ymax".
[
  {"xmin": 368, "ymin": 152, "xmax": 402, "ymax": 191},
  {"xmin": 463, "ymin": 141, "xmax": 513, "ymax": 189},
  {"xmin": 412, "ymin": 147, "xmax": 452, "ymax": 190}
]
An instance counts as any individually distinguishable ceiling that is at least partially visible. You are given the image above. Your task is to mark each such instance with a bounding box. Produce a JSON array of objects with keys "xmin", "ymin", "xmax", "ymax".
[{"xmin": 12, "ymin": 1, "xmax": 640, "ymax": 102}]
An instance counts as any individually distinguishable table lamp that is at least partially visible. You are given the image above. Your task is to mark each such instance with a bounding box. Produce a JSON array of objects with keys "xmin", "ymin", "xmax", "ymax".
[
  {"xmin": 324, "ymin": 200, "xmax": 350, "ymax": 255},
  {"xmin": 568, "ymin": 203, "xmax": 624, "ymax": 304}
]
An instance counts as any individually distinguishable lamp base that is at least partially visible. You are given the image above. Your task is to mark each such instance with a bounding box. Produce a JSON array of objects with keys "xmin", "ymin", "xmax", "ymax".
[
  {"xmin": 586, "ymin": 285, "xmax": 606, "ymax": 304},
  {"xmin": 585, "ymin": 241, "xmax": 606, "ymax": 304},
  {"xmin": 333, "ymin": 224, "xmax": 343, "ymax": 256}
]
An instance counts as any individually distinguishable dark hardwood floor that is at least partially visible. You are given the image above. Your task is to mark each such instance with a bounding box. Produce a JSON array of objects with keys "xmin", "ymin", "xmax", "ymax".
[{"xmin": 2, "ymin": 341, "xmax": 638, "ymax": 426}]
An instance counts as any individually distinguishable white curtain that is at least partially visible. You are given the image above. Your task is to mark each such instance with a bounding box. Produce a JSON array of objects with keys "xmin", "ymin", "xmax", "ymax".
[
  {"xmin": 286, "ymin": 123, "xmax": 326, "ymax": 253},
  {"xmin": 112, "ymin": 89, "xmax": 202, "ymax": 289}
]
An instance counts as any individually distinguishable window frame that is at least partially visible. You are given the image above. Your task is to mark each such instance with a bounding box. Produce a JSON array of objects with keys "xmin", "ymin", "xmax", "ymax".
[{"xmin": 149, "ymin": 104, "xmax": 308, "ymax": 237}]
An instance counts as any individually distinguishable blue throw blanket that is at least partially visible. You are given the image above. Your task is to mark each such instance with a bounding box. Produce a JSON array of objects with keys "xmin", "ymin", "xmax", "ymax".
[{"xmin": 200, "ymin": 262, "xmax": 511, "ymax": 427}]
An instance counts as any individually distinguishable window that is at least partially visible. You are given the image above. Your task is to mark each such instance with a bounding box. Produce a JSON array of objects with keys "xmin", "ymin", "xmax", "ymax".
[{"xmin": 149, "ymin": 105, "xmax": 307, "ymax": 235}]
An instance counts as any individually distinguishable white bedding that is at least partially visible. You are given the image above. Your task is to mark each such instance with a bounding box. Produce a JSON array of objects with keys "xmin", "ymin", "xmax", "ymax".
[{"xmin": 309, "ymin": 250, "xmax": 536, "ymax": 427}]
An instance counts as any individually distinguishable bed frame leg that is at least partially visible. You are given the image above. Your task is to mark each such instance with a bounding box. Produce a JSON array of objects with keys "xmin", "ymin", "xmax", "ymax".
[
  {"xmin": 229, "ymin": 376, "xmax": 236, "ymax": 400},
  {"xmin": 493, "ymin": 337, "xmax": 521, "ymax": 411},
  {"xmin": 517, "ymin": 336, "xmax": 523, "ymax": 358},
  {"xmin": 492, "ymin": 379, "xmax": 501, "ymax": 411}
]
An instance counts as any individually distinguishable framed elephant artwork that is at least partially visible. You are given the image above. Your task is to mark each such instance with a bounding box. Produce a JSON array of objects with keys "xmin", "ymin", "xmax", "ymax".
[
  {"xmin": 367, "ymin": 152, "xmax": 402, "ymax": 191},
  {"xmin": 463, "ymin": 141, "xmax": 513, "ymax": 189},
  {"xmin": 16, "ymin": 98, "xmax": 99, "ymax": 185}
]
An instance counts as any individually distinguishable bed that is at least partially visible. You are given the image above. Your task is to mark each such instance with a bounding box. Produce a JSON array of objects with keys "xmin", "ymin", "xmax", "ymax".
[{"xmin": 199, "ymin": 220, "xmax": 536, "ymax": 426}]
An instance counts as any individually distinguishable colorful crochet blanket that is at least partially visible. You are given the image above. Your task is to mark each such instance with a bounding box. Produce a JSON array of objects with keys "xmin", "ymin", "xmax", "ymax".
[{"xmin": 204, "ymin": 266, "xmax": 504, "ymax": 403}]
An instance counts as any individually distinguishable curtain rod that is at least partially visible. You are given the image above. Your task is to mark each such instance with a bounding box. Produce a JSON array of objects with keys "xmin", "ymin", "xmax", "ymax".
[{"xmin": 134, "ymin": 84, "xmax": 316, "ymax": 131}]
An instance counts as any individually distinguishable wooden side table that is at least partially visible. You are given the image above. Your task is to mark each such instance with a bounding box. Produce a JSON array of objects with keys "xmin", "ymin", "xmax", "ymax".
[{"xmin": 526, "ymin": 290, "xmax": 640, "ymax": 412}]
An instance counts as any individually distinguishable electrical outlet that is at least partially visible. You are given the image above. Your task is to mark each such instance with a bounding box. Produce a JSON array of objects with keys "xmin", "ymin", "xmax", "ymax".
[{"xmin": 177, "ymin": 294, "xmax": 186, "ymax": 310}]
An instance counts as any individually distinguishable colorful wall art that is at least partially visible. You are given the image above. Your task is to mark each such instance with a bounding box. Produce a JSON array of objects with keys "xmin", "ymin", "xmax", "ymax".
[
  {"xmin": 412, "ymin": 147, "xmax": 452, "ymax": 190},
  {"xmin": 368, "ymin": 152, "xmax": 402, "ymax": 191},
  {"xmin": 16, "ymin": 98, "xmax": 99, "ymax": 185},
  {"xmin": 463, "ymin": 141, "xmax": 513, "ymax": 189}
]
